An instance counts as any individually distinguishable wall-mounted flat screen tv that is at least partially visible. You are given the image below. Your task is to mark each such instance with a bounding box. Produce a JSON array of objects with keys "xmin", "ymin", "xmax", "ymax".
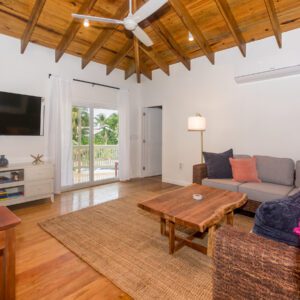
[{"xmin": 0, "ymin": 91, "xmax": 44, "ymax": 136}]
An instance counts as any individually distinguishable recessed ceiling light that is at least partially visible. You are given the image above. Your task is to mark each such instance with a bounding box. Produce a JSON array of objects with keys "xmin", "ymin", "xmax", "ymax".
[
  {"xmin": 83, "ymin": 18, "xmax": 90, "ymax": 28},
  {"xmin": 188, "ymin": 32, "xmax": 194, "ymax": 41}
]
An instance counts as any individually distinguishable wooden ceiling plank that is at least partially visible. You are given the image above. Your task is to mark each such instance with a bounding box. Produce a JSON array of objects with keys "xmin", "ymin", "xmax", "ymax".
[
  {"xmin": 141, "ymin": 0, "xmax": 190, "ymax": 70},
  {"xmin": 140, "ymin": 45, "xmax": 170, "ymax": 75},
  {"xmin": 134, "ymin": 38, "xmax": 141, "ymax": 83},
  {"xmin": 214, "ymin": 0, "xmax": 246, "ymax": 57},
  {"xmin": 106, "ymin": 40, "xmax": 133, "ymax": 75},
  {"xmin": 125, "ymin": 60, "xmax": 136, "ymax": 80},
  {"xmin": 264, "ymin": 0, "xmax": 282, "ymax": 48},
  {"xmin": 55, "ymin": 0, "xmax": 98, "ymax": 63},
  {"xmin": 21, "ymin": 0, "xmax": 47, "ymax": 54},
  {"xmin": 82, "ymin": 2, "xmax": 128, "ymax": 69},
  {"xmin": 146, "ymin": 19, "xmax": 191, "ymax": 70},
  {"xmin": 168, "ymin": 0, "xmax": 214, "ymax": 64}
]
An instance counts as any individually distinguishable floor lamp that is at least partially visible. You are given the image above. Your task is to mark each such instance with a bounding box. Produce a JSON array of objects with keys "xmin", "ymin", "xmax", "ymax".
[{"xmin": 188, "ymin": 114, "xmax": 206, "ymax": 163}]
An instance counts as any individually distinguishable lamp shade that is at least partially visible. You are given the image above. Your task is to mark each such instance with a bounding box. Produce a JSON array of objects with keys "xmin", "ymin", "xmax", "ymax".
[{"xmin": 188, "ymin": 115, "xmax": 206, "ymax": 131}]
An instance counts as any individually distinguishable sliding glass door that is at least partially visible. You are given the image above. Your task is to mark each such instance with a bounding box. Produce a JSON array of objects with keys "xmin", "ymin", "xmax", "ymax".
[{"xmin": 72, "ymin": 106, "xmax": 119, "ymax": 186}]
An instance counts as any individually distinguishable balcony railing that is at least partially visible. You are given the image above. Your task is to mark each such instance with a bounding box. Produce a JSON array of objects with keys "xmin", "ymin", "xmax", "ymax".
[{"xmin": 73, "ymin": 145, "xmax": 119, "ymax": 183}]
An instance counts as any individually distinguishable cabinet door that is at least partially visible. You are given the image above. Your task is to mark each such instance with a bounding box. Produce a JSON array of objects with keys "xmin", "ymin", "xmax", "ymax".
[
  {"xmin": 25, "ymin": 164, "xmax": 54, "ymax": 181},
  {"xmin": 25, "ymin": 179, "xmax": 53, "ymax": 197}
]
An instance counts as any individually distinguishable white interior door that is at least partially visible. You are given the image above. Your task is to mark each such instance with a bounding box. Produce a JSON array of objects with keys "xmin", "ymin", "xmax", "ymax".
[{"xmin": 142, "ymin": 107, "xmax": 162, "ymax": 177}]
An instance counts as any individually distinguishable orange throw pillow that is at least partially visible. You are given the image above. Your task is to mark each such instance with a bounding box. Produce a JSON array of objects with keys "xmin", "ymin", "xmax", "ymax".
[{"xmin": 229, "ymin": 157, "xmax": 261, "ymax": 183}]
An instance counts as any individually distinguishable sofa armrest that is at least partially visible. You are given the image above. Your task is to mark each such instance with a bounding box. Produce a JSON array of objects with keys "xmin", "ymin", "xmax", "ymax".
[
  {"xmin": 193, "ymin": 163, "xmax": 207, "ymax": 184},
  {"xmin": 213, "ymin": 226, "xmax": 300, "ymax": 300}
]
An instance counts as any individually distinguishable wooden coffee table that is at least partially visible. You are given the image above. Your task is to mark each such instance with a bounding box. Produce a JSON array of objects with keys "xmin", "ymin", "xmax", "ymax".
[{"xmin": 138, "ymin": 184, "xmax": 247, "ymax": 256}]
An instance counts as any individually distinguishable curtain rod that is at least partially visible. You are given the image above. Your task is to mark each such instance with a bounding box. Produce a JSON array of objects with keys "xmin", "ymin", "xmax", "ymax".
[{"xmin": 48, "ymin": 74, "xmax": 120, "ymax": 90}]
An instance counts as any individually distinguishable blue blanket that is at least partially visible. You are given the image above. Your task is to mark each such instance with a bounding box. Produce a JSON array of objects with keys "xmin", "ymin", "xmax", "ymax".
[{"xmin": 253, "ymin": 191, "xmax": 300, "ymax": 247}]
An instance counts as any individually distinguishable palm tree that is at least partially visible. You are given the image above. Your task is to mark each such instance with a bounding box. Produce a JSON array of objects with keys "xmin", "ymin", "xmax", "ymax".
[
  {"xmin": 72, "ymin": 107, "xmax": 89, "ymax": 145},
  {"xmin": 94, "ymin": 113, "xmax": 113, "ymax": 145}
]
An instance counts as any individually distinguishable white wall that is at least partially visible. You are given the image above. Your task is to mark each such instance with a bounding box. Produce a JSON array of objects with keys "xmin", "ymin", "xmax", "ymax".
[
  {"xmin": 0, "ymin": 34, "xmax": 141, "ymax": 178},
  {"xmin": 141, "ymin": 29, "xmax": 300, "ymax": 186}
]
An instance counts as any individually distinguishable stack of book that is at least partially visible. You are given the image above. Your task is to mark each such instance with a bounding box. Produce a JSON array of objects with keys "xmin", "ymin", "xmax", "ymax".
[
  {"xmin": 0, "ymin": 188, "xmax": 23, "ymax": 201},
  {"xmin": 0, "ymin": 189, "xmax": 8, "ymax": 201}
]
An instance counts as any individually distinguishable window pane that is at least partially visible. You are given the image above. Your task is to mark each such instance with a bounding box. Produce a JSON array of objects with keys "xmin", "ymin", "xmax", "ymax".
[
  {"xmin": 72, "ymin": 106, "xmax": 90, "ymax": 184},
  {"xmin": 93, "ymin": 109, "xmax": 119, "ymax": 181}
]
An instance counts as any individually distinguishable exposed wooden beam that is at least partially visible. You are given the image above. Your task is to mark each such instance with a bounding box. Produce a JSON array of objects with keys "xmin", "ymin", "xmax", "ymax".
[
  {"xmin": 82, "ymin": 2, "xmax": 128, "ymax": 69},
  {"xmin": 21, "ymin": 0, "xmax": 47, "ymax": 54},
  {"xmin": 144, "ymin": 19, "xmax": 191, "ymax": 70},
  {"xmin": 134, "ymin": 38, "xmax": 141, "ymax": 83},
  {"xmin": 264, "ymin": 0, "xmax": 282, "ymax": 48},
  {"xmin": 55, "ymin": 0, "xmax": 98, "ymax": 63},
  {"xmin": 140, "ymin": 45, "xmax": 169, "ymax": 75},
  {"xmin": 168, "ymin": 0, "xmax": 214, "ymax": 64},
  {"xmin": 132, "ymin": 0, "xmax": 141, "ymax": 83},
  {"xmin": 142, "ymin": 0, "xmax": 190, "ymax": 70},
  {"xmin": 141, "ymin": 63, "xmax": 152, "ymax": 80},
  {"xmin": 106, "ymin": 41, "xmax": 133, "ymax": 75},
  {"xmin": 124, "ymin": 59, "xmax": 152, "ymax": 81},
  {"xmin": 125, "ymin": 61, "xmax": 136, "ymax": 80},
  {"xmin": 214, "ymin": 0, "xmax": 246, "ymax": 57}
]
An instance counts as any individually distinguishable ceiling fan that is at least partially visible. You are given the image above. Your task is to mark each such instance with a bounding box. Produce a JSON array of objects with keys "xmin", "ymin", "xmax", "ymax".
[{"xmin": 72, "ymin": 0, "xmax": 168, "ymax": 47}]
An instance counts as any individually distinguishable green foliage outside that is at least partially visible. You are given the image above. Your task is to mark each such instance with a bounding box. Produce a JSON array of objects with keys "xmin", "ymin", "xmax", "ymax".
[{"xmin": 72, "ymin": 107, "xmax": 119, "ymax": 146}]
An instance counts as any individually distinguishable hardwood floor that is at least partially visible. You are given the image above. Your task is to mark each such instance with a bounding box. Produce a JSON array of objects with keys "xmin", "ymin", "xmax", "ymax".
[{"xmin": 10, "ymin": 177, "xmax": 178, "ymax": 300}]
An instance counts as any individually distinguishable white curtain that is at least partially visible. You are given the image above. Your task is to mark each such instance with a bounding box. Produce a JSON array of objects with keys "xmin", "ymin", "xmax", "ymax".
[
  {"xmin": 117, "ymin": 89, "xmax": 131, "ymax": 181},
  {"xmin": 46, "ymin": 76, "xmax": 73, "ymax": 193}
]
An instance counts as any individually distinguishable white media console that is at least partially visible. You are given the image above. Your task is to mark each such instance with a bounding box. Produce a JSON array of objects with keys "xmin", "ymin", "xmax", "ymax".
[{"xmin": 0, "ymin": 163, "xmax": 54, "ymax": 206}]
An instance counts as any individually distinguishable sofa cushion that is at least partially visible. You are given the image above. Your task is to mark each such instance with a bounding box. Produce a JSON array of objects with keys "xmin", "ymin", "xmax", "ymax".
[
  {"xmin": 254, "ymin": 155, "xmax": 295, "ymax": 186},
  {"xmin": 203, "ymin": 149, "xmax": 233, "ymax": 179},
  {"xmin": 239, "ymin": 182, "xmax": 293, "ymax": 203},
  {"xmin": 202, "ymin": 178, "xmax": 241, "ymax": 192},
  {"xmin": 253, "ymin": 192, "xmax": 300, "ymax": 247},
  {"xmin": 289, "ymin": 188, "xmax": 300, "ymax": 196},
  {"xmin": 295, "ymin": 161, "xmax": 300, "ymax": 188}
]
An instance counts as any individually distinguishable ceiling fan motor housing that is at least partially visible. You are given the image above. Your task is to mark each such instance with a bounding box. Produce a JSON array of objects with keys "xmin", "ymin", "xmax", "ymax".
[{"xmin": 124, "ymin": 17, "xmax": 138, "ymax": 31}]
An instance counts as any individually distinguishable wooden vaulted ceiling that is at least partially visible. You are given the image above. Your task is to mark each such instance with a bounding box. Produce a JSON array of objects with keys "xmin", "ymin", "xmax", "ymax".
[{"xmin": 0, "ymin": 0, "xmax": 300, "ymax": 83}]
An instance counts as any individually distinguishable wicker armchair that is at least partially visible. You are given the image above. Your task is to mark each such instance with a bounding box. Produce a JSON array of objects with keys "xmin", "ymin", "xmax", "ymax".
[
  {"xmin": 213, "ymin": 226, "xmax": 300, "ymax": 300},
  {"xmin": 193, "ymin": 163, "xmax": 260, "ymax": 213}
]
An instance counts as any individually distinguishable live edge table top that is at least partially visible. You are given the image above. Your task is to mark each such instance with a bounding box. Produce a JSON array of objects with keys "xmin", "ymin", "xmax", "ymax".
[{"xmin": 138, "ymin": 184, "xmax": 247, "ymax": 232}]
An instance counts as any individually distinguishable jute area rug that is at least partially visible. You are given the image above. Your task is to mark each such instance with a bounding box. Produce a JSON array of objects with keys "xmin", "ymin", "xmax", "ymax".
[{"xmin": 40, "ymin": 196, "xmax": 220, "ymax": 299}]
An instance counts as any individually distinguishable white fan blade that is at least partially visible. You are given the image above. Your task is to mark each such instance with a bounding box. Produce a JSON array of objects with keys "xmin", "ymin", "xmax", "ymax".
[
  {"xmin": 132, "ymin": 0, "xmax": 168, "ymax": 23},
  {"xmin": 132, "ymin": 26, "xmax": 153, "ymax": 47},
  {"xmin": 72, "ymin": 14, "xmax": 124, "ymax": 25}
]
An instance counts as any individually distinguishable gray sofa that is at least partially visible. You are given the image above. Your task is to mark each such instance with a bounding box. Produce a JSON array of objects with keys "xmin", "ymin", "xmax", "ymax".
[{"xmin": 193, "ymin": 155, "xmax": 300, "ymax": 213}]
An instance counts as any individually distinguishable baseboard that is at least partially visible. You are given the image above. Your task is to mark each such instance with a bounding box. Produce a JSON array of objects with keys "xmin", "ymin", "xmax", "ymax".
[{"xmin": 162, "ymin": 177, "xmax": 191, "ymax": 186}]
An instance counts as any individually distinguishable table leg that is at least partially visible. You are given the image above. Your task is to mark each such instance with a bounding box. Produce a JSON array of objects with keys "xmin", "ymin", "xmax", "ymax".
[
  {"xmin": 169, "ymin": 221, "xmax": 175, "ymax": 255},
  {"xmin": 0, "ymin": 253, "xmax": 3, "ymax": 300},
  {"xmin": 160, "ymin": 217, "xmax": 166, "ymax": 236},
  {"xmin": 4, "ymin": 227, "xmax": 16, "ymax": 300},
  {"xmin": 226, "ymin": 211, "xmax": 234, "ymax": 226},
  {"xmin": 207, "ymin": 225, "xmax": 216, "ymax": 258}
]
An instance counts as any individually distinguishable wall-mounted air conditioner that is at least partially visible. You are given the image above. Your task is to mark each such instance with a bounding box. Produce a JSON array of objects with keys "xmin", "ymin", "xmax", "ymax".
[{"xmin": 234, "ymin": 64, "xmax": 300, "ymax": 84}]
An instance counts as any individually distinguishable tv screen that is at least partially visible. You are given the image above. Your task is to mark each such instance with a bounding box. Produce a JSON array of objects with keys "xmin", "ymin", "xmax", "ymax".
[{"xmin": 0, "ymin": 91, "xmax": 43, "ymax": 136}]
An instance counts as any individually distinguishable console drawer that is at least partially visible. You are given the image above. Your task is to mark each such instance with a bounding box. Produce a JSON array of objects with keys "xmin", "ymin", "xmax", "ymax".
[
  {"xmin": 25, "ymin": 179, "xmax": 53, "ymax": 197},
  {"xmin": 25, "ymin": 164, "xmax": 54, "ymax": 181}
]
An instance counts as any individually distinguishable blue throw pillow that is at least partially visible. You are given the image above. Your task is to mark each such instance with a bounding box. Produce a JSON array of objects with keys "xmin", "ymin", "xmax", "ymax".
[
  {"xmin": 203, "ymin": 149, "xmax": 233, "ymax": 179},
  {"xmin": 253, "ymin": 192, "xmax": 300, "ymax": 247}
]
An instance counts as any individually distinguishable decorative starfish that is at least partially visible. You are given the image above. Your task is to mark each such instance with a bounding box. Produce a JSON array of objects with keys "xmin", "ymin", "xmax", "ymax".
[{"xmin": 31, "ymin": 154, "xmax": 44, "ymax": 165}]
